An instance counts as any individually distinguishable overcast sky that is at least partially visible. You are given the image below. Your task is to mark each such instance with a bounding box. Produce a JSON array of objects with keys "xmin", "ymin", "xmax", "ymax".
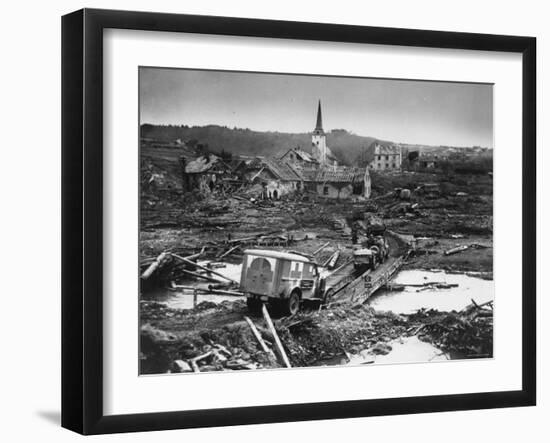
[{"xmin": 139, "ymin": 67, "xmax": 493, "ymax": 148}]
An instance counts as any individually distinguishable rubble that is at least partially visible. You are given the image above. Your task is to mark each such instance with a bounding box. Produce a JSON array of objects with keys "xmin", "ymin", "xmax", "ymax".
[
  {"xmin": 139, "ymin": 147, "xmax": 494, "ymax": 372},
  {"xmin": 139, "ymin": 294, "xmax": 493, "ymax": 373}
]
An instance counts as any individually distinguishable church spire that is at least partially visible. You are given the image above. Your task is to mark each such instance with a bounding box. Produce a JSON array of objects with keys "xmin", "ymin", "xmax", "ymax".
[{"xmin": 314, "ymin": 100, "xmax": 323, "ymax": 133}]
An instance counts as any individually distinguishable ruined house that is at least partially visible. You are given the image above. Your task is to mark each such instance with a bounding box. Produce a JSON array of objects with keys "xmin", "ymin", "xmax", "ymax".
[
  {"xmin": 370, "ymin": 143, "xmax": 403, "ymax": 171},
  {"xmin": 280, "ymin": 147, "xmax": 319, "ymax": 171},
  {"xmin": 314, "ymin": 167, "xmax": 371, "ymax": 199},
  {"xmin": 180, "ymin": 154, "xmax": 234, "ymax": 193},
  {"xmin": 235, "ymin": 157, "xmax": 303, "ymax": 199},
  {"xmin": 300, "ymin": 166, "xmax": 371, "ymax": 200}
]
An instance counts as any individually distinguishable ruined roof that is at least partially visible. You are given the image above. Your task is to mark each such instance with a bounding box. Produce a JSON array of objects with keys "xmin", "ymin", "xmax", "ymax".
[
  {"xmin": 281, "ymin": 147, "xmax": 317, "ymax": 163},
  {"xmin": 184, "ymin": 154, "xmax": 222, "ymax": 173},
  {"xmin": 261, "ymin": 158, "xmax": 303, "ymax": 181},
  {"xmin": 315, "ymin": 167, "xmax": 367, "ymax": 183},
  {"xmin": 300, "ymin": 166, "xmax": 367, "ymax": 183},
  {"xmin": 374, "ymin": 143, "xmax": 401, "ymax": 156},
  {"xmin": 300, "ymin": 169, "xmax": 319, "ymax": 182}
]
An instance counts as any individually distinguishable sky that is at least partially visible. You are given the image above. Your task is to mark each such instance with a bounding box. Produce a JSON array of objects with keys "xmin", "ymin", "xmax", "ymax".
[{"xmin": 139, "ymin": 67, "xmax": 493, "ymax": 148}]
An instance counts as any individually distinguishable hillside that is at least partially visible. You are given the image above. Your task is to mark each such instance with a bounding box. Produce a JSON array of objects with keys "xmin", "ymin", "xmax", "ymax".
[{"xmin": 140, "ymin": 124, "xmax": 383, "ymax": 166}]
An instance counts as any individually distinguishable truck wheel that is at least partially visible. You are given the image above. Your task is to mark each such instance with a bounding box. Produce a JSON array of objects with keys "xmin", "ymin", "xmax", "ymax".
[
  {"xmin": 246, "ymin": 298, "xmax": 262, "ymax": 315},
  {"xmin": 282, "ymin": 290, "xmax": 301, "ymax": 316}
]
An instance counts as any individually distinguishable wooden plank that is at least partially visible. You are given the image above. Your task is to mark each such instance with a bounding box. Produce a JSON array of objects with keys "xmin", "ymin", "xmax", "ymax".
[
  {"xmin": 244, "ymin": 316, "xmax": 271, "ymax": 353},
  {"xmin": 218, "ymin": 245, "xmax": 240, "ymax": 260},
  {"xmin": 262, "ymin": 304, "xmax": 291, "ymax": 368}
]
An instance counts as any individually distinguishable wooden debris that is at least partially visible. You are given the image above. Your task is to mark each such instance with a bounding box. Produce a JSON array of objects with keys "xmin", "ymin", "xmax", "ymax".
[
  {"xmin": 170, "ymin": 284, "xmax": 242, "ymax": 297},
  {"xmin": 444, "ymin": 245, "xmax": 469, "ymax": 256},
  {"xmin": 171, "ymin": 253, "xmax": 239, "ymax": 284},
  {"xmin": 262, "ymin": 304, "xmax": 291, "ymax": 368},
  {"xmin": 218, "ymin": 245, "xmax": 240, "ymax": 260},
  {"xmin": 141, "ymin": 252, "xmax": 168, "ymax": 279},
  {"xmin": 244, "ymin": 316, "xmax": 271, "ymax": 353}
]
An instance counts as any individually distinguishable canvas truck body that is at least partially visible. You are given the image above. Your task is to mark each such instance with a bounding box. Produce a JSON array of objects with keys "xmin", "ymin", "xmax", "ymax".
[{"xmin": 240, "ymin": 249, "xmax": 324, "ymax": 314}]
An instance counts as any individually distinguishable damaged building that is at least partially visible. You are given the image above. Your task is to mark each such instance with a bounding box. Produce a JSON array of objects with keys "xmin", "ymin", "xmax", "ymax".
[
  {"xmin": 180, "ymin": 154, "xmax": 234, "ymax": 193},
  {"xmin": 234, "ymin": 157, "xmax": 302, "ymax": 199},
  {"xmin": 302, "ymin": 167, "xmax": 371, "ymax": 200},
  {"xmin": 370, "ymin": 143, "xmax": 403, "ymax": 171},
  {"xmin": 177, "ymin": 101, "xmax": 372, "ymax": 201},
  {"xmin": 280, "ymin": 147, "xmax": 319, "ymax": 171}
]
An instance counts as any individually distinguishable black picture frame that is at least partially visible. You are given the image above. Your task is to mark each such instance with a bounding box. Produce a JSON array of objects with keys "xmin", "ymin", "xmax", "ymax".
[{"xmin": 62, "ymin": 8, "xmax": 536, "ymax": 435}]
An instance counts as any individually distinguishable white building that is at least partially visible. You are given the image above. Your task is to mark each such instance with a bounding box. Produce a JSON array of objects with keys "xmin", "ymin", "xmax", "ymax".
[{"xmin": 371, "ymin": 143, "xmax": 402, "ymax": 171}]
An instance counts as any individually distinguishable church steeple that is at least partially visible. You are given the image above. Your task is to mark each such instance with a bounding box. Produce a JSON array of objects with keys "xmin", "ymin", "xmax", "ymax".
[
  {"xmin": 314, "ymin": 100, "xmax": 324, "ymax": 134},
  {"xmin": 312, "ymin": 100, "xmax": 328, "ymax": 165}
]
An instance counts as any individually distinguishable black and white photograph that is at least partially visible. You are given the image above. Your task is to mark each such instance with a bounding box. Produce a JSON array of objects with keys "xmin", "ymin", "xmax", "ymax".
[{"xmin": 139, "ymin": 68, "xmax": 494, "ymax": 375}]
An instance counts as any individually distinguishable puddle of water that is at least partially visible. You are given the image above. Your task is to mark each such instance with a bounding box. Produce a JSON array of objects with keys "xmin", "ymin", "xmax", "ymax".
[
  {"xmin": 351, "ymin": 336, "xmax": 449, "ymax": 365},
  {"xmin": 196, "ymin": 261, "xmax": 242, "ymax": 283},
  {"xmin": 143, "ymin": 262, "xmax": 244, "ymax": 310},
  {"xmin": 315, "ymin": 336, "xmax": 449, "ymax": 367},
  {"xmin": 368, "ymin": 269, "xmax": 494, "ymax": 314}
]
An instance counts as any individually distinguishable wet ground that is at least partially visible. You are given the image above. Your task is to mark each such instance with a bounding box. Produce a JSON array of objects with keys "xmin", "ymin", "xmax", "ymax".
[
  {"xmin": 142, "ymin": 261, "xmax": 244, "ymax": 309},
  {"xmin": 139, "ymin": 170, "xmax": 494, "ymax": 374},
  {"xmin": 140, "ymin": 267, "xmax": 493, "ymax": 372},
  {"xmin": 369, "ymin": 269, "xmax": 494, "ymax": 314}
]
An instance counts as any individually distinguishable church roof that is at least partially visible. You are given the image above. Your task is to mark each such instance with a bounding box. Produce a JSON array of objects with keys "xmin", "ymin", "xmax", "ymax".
[
  {"xmin": 313, "ymin": 100, "xmax": 324, "ymax": 135},
  {"xmin": 315, "ymin": 100, "xmax": 323, "ymax": 132}
]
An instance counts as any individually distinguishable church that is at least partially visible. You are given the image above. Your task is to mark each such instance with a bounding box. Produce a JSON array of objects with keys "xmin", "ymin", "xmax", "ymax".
[
  {"xmin": 280, "ymin": 101, "xmax": 371, "ymax": 200},
  {"xmin": 310, "ymin": 100, "xmax": 339, "ymax": 167}
]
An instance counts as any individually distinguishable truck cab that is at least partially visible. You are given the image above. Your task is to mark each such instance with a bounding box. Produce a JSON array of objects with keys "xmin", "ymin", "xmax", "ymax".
[{"xmin": 240, "ymin": 249, "xmax": 325, "ymax": 315}]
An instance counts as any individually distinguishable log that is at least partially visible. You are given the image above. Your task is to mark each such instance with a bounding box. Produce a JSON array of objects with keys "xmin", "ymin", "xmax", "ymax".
[
  {"xmin": 205, "ymin": 288, "xmax": 244, "ymax": 297},
  {"xmin": 180, "ymin": 247, "xmax": 206, "ymax": 262},
  {"xmin": 170, "ymin": 284, "xmax": 240, "ymax": 296},
  {"xmin": 191, "ymin": 350, "xmax": 214, "ymax": 363},
  {"xmin": 218, "ymin": 245, "xmax": 240, "ymax": 260},
  {"xmin": 262, "ymin": 304, "xmax": 291, "ymax": 368},
  {"xmin": 171, "ymin": 253, "xmax": 239, "ymax": 284},
  {"xmin": 141, "ymin": 252, "xmax": 168, "ymax": 279},
  {"xmin": 141, "ymin": 248, "xmax": 205, "ymax": 279},
  {"xmin": 244, "ymin": 316, "xmax": 270, "ymax": 353},
  {"xmin": 228, "ymin": 235, "xmax": 261, "ymax": 244},
  {"xmin": 444, "ymin": 245, "xmax": 469, "ymax": 256}
]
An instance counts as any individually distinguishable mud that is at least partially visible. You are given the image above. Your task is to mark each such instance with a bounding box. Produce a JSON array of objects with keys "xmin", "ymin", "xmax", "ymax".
[{"xmin": 140, "ymin": 170, "xmax": 493, "ymax": 374}]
